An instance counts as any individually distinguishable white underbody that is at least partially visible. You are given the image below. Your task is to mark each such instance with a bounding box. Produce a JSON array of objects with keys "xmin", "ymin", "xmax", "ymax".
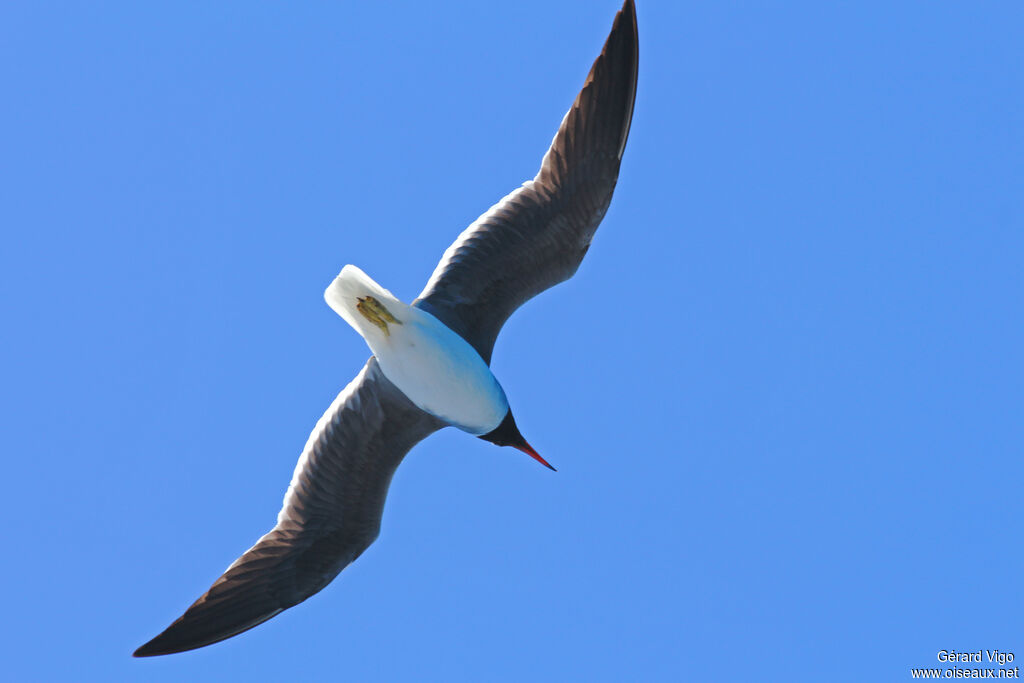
[{"xmin": 325, "ymin": 265, "xmax": 508, "ymax": 435}]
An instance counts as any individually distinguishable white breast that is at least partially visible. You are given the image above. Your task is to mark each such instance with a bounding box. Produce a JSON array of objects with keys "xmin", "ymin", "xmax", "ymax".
[{"xmin": 325, "ymin": 265, "xmax": 508, "ymax": 434}]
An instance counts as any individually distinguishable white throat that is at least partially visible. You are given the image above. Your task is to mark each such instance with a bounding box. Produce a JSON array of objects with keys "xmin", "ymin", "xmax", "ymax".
[{"xmin": 324, "ymin": 265, "xmax": 508, "ymax": 435}]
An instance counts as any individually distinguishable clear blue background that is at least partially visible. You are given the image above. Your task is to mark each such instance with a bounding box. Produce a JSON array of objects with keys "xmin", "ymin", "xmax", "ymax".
[{"xmin": 2, "ymin": 1, "xmax": 1020, "ymax": 681}]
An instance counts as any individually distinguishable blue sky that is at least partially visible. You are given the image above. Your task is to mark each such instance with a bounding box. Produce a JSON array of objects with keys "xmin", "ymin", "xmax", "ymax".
[{"xmin": 2, "ymin": 1, "xmax": 1021, "ymax": 680}]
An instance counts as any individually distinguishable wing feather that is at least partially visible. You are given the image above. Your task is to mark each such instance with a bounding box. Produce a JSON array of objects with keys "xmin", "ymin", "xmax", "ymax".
[
  {"xmin": 134, "ymin": 359, "xmax": 442, "ymax": 656},
  {"xmin": 414, "ymin": 0, "xmax": 638, "ymax": 362}
]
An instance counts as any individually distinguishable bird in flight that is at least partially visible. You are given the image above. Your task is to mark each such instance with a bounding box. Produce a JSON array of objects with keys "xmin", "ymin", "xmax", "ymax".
[{"xmin": 135, "ymin": 0, "xmax": 638, "ymax": 657}]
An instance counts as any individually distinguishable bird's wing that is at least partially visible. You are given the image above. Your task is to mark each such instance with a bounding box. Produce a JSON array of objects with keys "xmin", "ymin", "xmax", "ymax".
[
  {"xmin": 413, "ymin": 0, "xmax": 638, "ymax": 363},
  {"xmin": 134, "ymin": 359, "xmax": 442, "ymax": 657}
]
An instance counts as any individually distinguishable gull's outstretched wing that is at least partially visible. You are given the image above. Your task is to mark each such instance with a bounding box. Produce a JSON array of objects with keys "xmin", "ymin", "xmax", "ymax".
[
  {"xmin": 134, "ymin": 359, "xmax": 442, "ymax": 657},
  {"xmin": 414, "ymin": 0, "xmax": 638, "ymax": 363}
]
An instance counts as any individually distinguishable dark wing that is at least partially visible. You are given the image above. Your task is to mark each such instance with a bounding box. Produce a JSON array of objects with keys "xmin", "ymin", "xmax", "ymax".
[
  {"xmin": 413, "ymin": 0, "xmax": 638, "ymax": 363},
  {"xmin": 134, "ymin": 359, "xmax": 442, "ymax": 657}
]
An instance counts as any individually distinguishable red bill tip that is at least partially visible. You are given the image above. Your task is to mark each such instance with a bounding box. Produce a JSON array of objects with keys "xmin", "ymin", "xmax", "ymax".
[{"xmin": 516, "ymin": 442, "xmax": 557, "ymax": 472}]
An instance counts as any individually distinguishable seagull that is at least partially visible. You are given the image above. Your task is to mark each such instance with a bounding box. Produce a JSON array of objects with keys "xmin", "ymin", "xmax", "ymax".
[{"xmin": 135, "ymin": 0, "xmax": 637, "ymax": 657}]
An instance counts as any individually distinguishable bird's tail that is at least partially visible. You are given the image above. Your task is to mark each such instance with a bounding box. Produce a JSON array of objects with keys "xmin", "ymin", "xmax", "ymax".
[{"xmin": 325, "ymin": 265, "xmax": 404, "ymax": 337}]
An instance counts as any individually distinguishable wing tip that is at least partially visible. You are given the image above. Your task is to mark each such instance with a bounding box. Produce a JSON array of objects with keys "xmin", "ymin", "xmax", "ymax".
[
  {"xmin": 133, "ymin": 618, "xmax": 211, "ymax": 658},
  {"xmin": 133, "ymin": 604, "xmax": 285, "ymax": 657},
  {"xmin": 611, "ymin": 0, "xmax": 639, "ymax": 160},
  {"xmin": 132, "ymin": 639, "xmax": 178, "ymax": 658},
  {"xmin": 561, "ymin": 0, "xmax": 639, "ymax": 164},
  {"xmin": 133, "ymin": 628, "xmax": 194, "ymax": 658}
]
